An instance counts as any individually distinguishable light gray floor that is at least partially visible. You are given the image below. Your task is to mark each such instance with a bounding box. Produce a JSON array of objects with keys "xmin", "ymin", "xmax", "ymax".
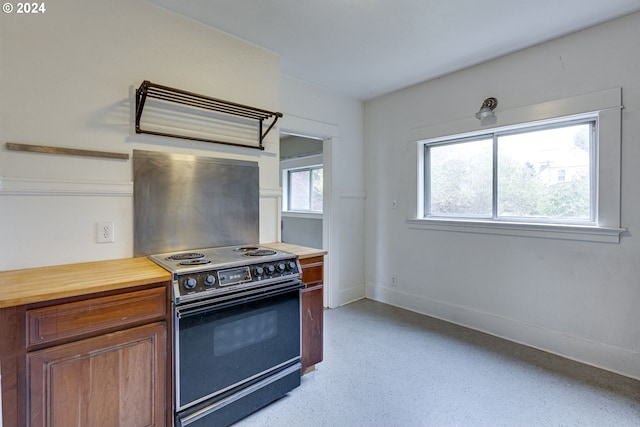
[{"xmin": 236, "ymin": 298, "xmax": 640, "ymax": 427}]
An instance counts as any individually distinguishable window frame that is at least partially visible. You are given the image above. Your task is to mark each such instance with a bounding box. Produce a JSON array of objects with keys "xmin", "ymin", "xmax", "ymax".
[
  {"xmin": 285, "ymin": 165, "xmax": 324, "ymax": 213},
  {"xmin": 422, "ymin": 116, "xmax": 598, "ymax": 225},
  {"xmin": 407, "ymin": 88, "xmax": 625, "ymax": 243}
]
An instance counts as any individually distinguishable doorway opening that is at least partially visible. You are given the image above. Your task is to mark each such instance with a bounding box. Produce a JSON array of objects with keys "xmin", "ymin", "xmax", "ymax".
[{"xmin": 279, "ymin": 134, "xmax": 324, "ymax": 250}]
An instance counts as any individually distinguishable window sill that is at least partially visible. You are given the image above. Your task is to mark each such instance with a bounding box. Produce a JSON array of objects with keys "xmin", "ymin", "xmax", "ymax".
[
  {"xmin": 405, "ymin": 218, "xmax": 625, "ymax": 243},
  {"xmin": 282, "ymin": 211, "xmax": 323, "ymax": 220}
]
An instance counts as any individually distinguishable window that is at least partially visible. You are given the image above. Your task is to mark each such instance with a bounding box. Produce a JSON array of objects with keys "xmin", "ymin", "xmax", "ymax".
[
  {"xmin": 285, "ymin": 166, "xmax": 323, "ymax": 212},
  {"xmin": 424, "ymin": 118, "xmax": 595, "ymax": 224},
  {"xmin": 409, "ymin": 88, "xmax": 623, "ymax": 243},
  {"xmin": 557, "ymin": 170, "xmax": 566, "ymax": 183}
]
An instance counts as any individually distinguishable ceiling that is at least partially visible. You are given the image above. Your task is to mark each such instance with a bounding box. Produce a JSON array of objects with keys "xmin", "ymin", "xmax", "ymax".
[{"xmin": 146, "ymin": 0, "xmax": 640, "ymax": 100}]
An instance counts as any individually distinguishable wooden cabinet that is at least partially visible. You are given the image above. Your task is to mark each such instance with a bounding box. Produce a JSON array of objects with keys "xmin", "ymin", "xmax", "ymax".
[
  {"xmin": 26, "ymin": 287, "xmax": 166, "ymax": 347},
  {"xmin": 0, "ymin": 283, "xmax": 169, "ymax": 427},
  {"xmin": 300, "ymin": 255, "xmax": 324, "ymax": 373},
  {"xmin": 27, "ymin": 322, "xmax": 165, "ymax": 427}
]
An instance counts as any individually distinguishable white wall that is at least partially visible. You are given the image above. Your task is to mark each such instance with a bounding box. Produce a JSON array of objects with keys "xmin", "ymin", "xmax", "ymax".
[
  {"xmin": 364, "ymin": 13, "xmax": 640, "ymax": 379},
  {"xmin": 0, "ymin": 0, "xmax": 280, "ymax": 270},
  {"xmin": 0, "ymin": 0, "xmax": 368, "ymax": 306},
  {"xmin": 281, "ymin": 216, "xmax": 323, "ymax": 250},
  {"xmin": 280, "ymin": 76, "xmax": 365, "ymax": 308}
]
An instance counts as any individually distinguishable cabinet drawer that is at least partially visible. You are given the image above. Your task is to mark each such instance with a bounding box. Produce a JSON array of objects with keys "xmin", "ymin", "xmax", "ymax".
[
  {"xmin": 27, "ymin": 286, "xmax": 166, "ymax": 347},
  {"xmin": 301, "ymin": 262, "xmax": 323, "ymax": 287}
]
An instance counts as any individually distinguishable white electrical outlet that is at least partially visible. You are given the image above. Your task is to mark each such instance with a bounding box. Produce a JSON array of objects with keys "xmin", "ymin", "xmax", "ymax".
[
  {"xmin": 97, "ymin": 222, "xmax": 115, "ymax": 243},
  {"xmin": 391, "ymin": 275, "xmax": 398, "ymax": 287}
]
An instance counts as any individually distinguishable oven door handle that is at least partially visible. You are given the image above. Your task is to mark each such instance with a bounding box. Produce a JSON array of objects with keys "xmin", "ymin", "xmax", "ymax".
[{"xmin": 176, "ymin": 280, "xmax": 303, "ymax": 317}]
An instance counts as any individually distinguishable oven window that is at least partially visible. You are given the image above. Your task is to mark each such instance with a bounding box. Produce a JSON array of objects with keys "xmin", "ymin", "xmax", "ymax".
[{"xmin": 213, "ymin": 311, "xmax": 278, "ymax": 356}]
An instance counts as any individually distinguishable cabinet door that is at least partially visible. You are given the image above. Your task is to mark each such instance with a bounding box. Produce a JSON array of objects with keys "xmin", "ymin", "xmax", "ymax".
[
  {"xmin": 301, "ymin": 285, "xmax": 324, "ymax": 371},
  {"xmin": 27, "ymin": 322, "xmax": 166, "ymax": 427}
]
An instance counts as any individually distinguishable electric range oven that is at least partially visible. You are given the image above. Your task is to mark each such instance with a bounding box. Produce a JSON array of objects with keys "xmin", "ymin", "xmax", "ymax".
[{"xmin": 149, "ymin": 245, "xmax": 303, "ymax": 427}]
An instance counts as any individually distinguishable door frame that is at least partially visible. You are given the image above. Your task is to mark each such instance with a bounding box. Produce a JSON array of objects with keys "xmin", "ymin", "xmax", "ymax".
[{"xmin": 279, "ymin": 117, "xmax": 338, "ymax": 308}]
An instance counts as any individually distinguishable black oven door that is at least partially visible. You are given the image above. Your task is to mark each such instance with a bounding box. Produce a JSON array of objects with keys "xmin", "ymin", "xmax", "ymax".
[{"xmin": 175, "ymin": 280, "xmax": 303, "ymax": 412}]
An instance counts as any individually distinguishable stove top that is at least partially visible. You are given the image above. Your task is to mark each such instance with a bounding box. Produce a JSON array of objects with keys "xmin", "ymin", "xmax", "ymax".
[
  {"xmin": 149, "ymin": 245, "xmax": 302, "ymax": 303},
  {"xmin": 149, "ymin": 245, "xmax": 288, "ymax": 272}
]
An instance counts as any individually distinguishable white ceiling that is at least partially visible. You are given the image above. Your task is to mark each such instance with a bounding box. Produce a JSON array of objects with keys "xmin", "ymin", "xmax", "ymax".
[{"xmin": 146, "ymin": 0, "xmax": 640, "ymax": 100}]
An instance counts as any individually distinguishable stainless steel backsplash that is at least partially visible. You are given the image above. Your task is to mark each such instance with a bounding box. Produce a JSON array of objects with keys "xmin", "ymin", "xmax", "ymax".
[{"xmin": 133, "ymin": 150, "xmax": 259, "ymax": 256}]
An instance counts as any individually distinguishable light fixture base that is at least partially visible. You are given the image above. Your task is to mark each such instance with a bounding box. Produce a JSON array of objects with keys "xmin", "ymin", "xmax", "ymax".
[{"xmin": 475, "ymin": 97, "xmax": 498, "ymax": 126}]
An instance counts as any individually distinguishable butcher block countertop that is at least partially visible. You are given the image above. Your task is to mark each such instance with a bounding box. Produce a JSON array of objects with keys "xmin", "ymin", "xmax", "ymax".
[
  {"xmin": 262, "ymin": 242, "xmax": 327, "ymax": 259},
  {"xmin": 0, "ymin": 243, "xmax": 325, "ymax": 309},
  {"xmin": 0, "ymin": 257, "xmax": 171, "ymax": 309}
]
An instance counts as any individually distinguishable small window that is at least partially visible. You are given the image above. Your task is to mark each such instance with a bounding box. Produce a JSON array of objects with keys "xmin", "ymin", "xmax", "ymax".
[
  {"xmin": 285, "ymin": 166, "xmax": 323, "ymax": 212},
  {"xmin": 423, "ymin": 118, "xmax": 595, "ymax": 224},
  {"xmin": 557, "ymin": 169, "xmax": 566, "ymax": 182}
]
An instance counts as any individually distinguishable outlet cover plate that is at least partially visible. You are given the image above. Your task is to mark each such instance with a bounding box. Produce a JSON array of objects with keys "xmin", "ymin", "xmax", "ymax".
[{"xmin": 97, "ymin": 221, "xmax": 114, "ymax": 243}]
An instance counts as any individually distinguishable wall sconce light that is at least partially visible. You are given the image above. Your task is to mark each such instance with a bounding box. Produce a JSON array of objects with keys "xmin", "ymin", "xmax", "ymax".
[{"xmin": 475, "ymin": 97, "xmax": 498, "ymax": 126}]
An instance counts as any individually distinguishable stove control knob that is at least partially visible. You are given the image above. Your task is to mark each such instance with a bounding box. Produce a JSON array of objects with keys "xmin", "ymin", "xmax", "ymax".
[
  {"xmin": 184, "ymin": 277, "xmax": 197, "ymax": 290},
  {"xmin": 265, "ymin": 265, "xmax": 275, "ymax": 274},
  {"xmin": 204, "ymin": 274, "xmax": 216, "ymax": 286},
  {"xmin": 254, "ymin": 266, "xmax": 264, "ymax": 276},
  {"xmin": 276, "ymin": 262, "xmax": 286, "ymax": 272},
  {"xmin": 287, "ymin": 261, "xmax": 297, "ymax": 271}
]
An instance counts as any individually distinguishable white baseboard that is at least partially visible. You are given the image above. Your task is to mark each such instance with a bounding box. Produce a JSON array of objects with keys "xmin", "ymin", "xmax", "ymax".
[
  {"xmin": 368, "ymin": 285, "xmax": 640, "ymax": 380},
  {"xmin": 335, "ymin": 283, "xmax": 366, "ymax": 308}
]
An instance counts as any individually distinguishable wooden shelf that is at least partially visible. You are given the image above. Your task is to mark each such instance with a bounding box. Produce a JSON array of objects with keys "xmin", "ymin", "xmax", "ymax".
[{"xmin": 6, "ymin": 143, "xmax": 129, "ymax": 160}]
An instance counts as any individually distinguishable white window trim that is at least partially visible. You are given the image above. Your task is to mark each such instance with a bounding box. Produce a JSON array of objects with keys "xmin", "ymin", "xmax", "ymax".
[
  {"xmin": 282, "ymin": 211, "xmax": 323, "ymax": 220},
  {"xmin": 407, "ymin": 87, "xmax": 626, "ymax": 243},
  {"xmin": 405, "ymin": 218, "xmax": 623, "ymax": 243}
]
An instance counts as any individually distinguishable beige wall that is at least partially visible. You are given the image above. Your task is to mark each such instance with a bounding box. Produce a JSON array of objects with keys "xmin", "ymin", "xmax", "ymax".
[
  {"xmin": 0, "ymin": 0, "xmax": 280, "ymax": 269},
  {"xmin": 364, "ymin": 13, "xmax": 640, "ymax": 379},
  {"xmin": 280, "ymin": 76, "xmax": 366, "ymax": 308}
]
